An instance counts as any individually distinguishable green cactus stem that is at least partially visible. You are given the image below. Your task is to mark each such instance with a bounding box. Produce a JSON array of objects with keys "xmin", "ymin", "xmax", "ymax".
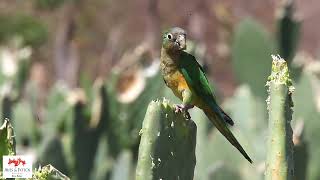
[
  {"xmin": 0, "ymin": 118, "xmax": 16, "ymax": 170},
  {"xmin": 136, "ymin": 99, "xmax": 197, "ymax": 180},
  {"xmin": 232, "ymin": 18, "xmax": 274, "ymax": 98},
  {"xmin": 292, "ymin": 121, "xmax": 308, "ymax": 180},
  {"xmin": 1, "ymin": 95, "xmax": 13, "ymax": 122},
  {"xmin": 277, "ymin": 0, "xmax": 301, "ymax": 80},
  {"xmin": 71, "ymin": 82, "xmax": 107, "ymax": 180},
  {"xmin": 265, "ymin": 55, "xmax": 294, "ymax": 180},
  {"xmin": 0, "ymin": 118, "xmax": 16, "ymax": 155},
  {"xmin": 277, "ymin": 0, "xmax": 300, "ymax": 63},
  {"xmin": 110, "ymin": 150, "xmax": 133, "ymax": 180}
]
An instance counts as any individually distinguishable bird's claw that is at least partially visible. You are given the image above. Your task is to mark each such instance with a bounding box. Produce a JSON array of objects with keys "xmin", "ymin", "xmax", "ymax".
[
  {"xmin": 174, "ymin": 104, "xmax": 183, "ymax": 113},
  {"xmin": 174, "ymin": 104, "xmax": 194, "ymax": 119}
]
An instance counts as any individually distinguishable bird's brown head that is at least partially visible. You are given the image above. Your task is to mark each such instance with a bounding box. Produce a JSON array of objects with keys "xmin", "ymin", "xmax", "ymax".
[{"xmin": 162, "ymin": 27, "xmax": 187, "ymax": 52}]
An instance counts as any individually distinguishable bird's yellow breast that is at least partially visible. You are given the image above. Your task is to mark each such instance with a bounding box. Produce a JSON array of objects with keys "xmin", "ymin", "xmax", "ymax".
[{"xmin": 164, "ymin": 70, "xmax": 189, "ymax": 99}]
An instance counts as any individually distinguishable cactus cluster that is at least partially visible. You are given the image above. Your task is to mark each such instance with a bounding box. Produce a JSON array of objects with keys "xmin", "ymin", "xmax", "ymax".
[
  {"xmin": 0, "ymin": 119, "xmax": 69, "ymax": 179},
  {"xmin": 147, "ymin": 1, "xmax": 317, "ymax": 180},
  {"xmin": 0, "ymin": 33, "xmax": 169, "ymax": 179},
  {"xmin": 0, "ymin": 1, "xmax": 319, "ymax": 180}
]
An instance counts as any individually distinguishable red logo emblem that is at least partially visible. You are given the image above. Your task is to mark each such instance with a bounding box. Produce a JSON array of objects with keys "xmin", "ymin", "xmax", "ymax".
[{"xmin": 8, "ymin": 158, "xmax": 26, "ymax": 167}]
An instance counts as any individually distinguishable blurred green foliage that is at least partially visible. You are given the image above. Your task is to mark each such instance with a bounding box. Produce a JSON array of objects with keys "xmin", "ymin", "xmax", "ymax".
[
  {"xmin": 0, "ymin": 15, "xmax": 48, "ymax": 47},
  {"xmin": 232, "ymin": 18, "xmax": 274, "ymax": 98},
  {"xmin": 35, "ymin": 0, "xmax": 66, "ymax": 10},
  {"xmin": 277, "ymin": 1, "xmax": 302, "ymax": 81},
  {"xmin": 0, "ymin": 1, "xmax": 319, "ymax": 180},
  {"xmin": 0, "ymin": 119, "xmax": 16, "ymax": 169}
]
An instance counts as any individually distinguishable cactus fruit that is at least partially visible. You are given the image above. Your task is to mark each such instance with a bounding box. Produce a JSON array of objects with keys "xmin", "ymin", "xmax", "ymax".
[
  {"xmin": 136, "ymin": 99, "xmax": 197, "ymax": 180},
  {"xmin": 265, "ymin": 55, "xmax": 294, "ymax": 180}
]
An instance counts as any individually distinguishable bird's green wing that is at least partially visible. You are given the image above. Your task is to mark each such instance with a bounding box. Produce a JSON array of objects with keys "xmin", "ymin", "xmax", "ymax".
[
  {"xmin": 179, "ymin": 52, "xmax": 217, "ymax": 104},
  {"xmin": 179, "ymin": 52, "xmax": 232, "ymax": 123},
  {"xmin": 179, "ymin": 52, "xmax": 252, "ymax": 163}
]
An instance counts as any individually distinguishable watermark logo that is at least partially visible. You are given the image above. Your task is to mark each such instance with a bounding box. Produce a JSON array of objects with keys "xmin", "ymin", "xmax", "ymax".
[{"xmin": 3, "ymin": 155, "xmax": 32, "ymax": 178}]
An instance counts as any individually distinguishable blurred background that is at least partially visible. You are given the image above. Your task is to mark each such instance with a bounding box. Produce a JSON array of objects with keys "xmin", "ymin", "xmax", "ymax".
[{"xmin": 0, "ymin": 0, "xmax": 319, "ymax": 179}]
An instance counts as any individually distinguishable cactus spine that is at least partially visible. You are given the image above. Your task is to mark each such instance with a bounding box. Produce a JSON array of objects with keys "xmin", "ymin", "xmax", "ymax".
[{"xmin": 265, "ymin": 55, "xmax": 294, "ymax": 180}]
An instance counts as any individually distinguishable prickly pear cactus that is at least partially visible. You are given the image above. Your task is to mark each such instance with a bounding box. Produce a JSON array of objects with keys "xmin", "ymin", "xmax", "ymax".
[
  {"xmin": 12, "ymin": 100, "xmax": 38, "ymax": 147},
  {"xmin": 277, "ymin": 0, "xmax": 300, "ymax": 63},
  {"xmin": 29, "ymin": 164, "xmax": 70, "ymax": 180},
  {"xmin": 136, "ymin": 99, "xmax": 197, "ymax": 180},
  {"xmin": 293, "ymin": 70, "xmax": 320, "ymax": 180},
  {"xmin": 192, "ymin": 85, "xmax": 266, "ymax": 180},
  {"xmin": 0, "ymin": 39, "xmax": 32, "ymax": 121},
  {"xmin": 89, "ymin": 135, "xmax": 111, "ymax": 180},
  {"xmin": 107, "ymin": 70, "xmax": 165, "ymax": 157},
  {"xmin": 232, "ymin": 18, "xmax": 275, "ymax": 98},
  {"xmin": 265, "ymin": 55, "xmax": 294, "ymax": 180},
  {"xmin": 110, "ymin": 150, "xmax": 133, "ymax": 180},
  {"xmin": 0, "ymin": 119, "xmax": 16, "ymax": 170},
  {"xmin": 70, "ymin": 82, "xmax": 107, "ymax": 180},
  {"xmin": 276, "ymin": 0, "xmax": 301, "ymax": 80},
  {"xmin": 43, "ymin": 83, "xmax": 72, "ymax": 137},
  {"xmin": 37, "ymin": 135, "xmax": 70, "ymax": 176}
]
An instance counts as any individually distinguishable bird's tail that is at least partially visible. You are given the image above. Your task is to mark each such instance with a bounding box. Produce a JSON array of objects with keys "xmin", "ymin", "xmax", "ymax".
[
  {"xmin": 203, "ymin": 107, "xmax": 253, "ymax": 163},
  {"xmin": 219, "ymin": 106, "xmax": 234, "ymax": 126}
]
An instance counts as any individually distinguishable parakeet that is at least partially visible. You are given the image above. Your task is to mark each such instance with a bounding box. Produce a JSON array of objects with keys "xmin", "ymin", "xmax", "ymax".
[{"xmin": 160, "ymin": 27, "xmax": 252, "ymax": 163}]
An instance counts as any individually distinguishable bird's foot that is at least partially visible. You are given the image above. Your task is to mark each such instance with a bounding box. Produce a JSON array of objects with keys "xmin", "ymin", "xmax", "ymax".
[
  {"xmin": 174, "ymin": 104, "xmax": 194, "ymax": 113},
  {"xmin": 174, "ymin": 104, "xmax": 194, "ymax": 119}
]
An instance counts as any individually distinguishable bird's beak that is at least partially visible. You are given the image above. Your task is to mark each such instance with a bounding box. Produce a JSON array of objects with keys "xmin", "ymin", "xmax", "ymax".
[{"xmin": 175, "ymin": 35, "xmax": 186, "ymax": 50}]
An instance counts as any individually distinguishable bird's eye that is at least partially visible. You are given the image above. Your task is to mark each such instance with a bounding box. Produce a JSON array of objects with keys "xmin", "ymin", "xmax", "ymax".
[{"xmin": 167, "ymin": 34, "xmax": 172, "ymax": 39}]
